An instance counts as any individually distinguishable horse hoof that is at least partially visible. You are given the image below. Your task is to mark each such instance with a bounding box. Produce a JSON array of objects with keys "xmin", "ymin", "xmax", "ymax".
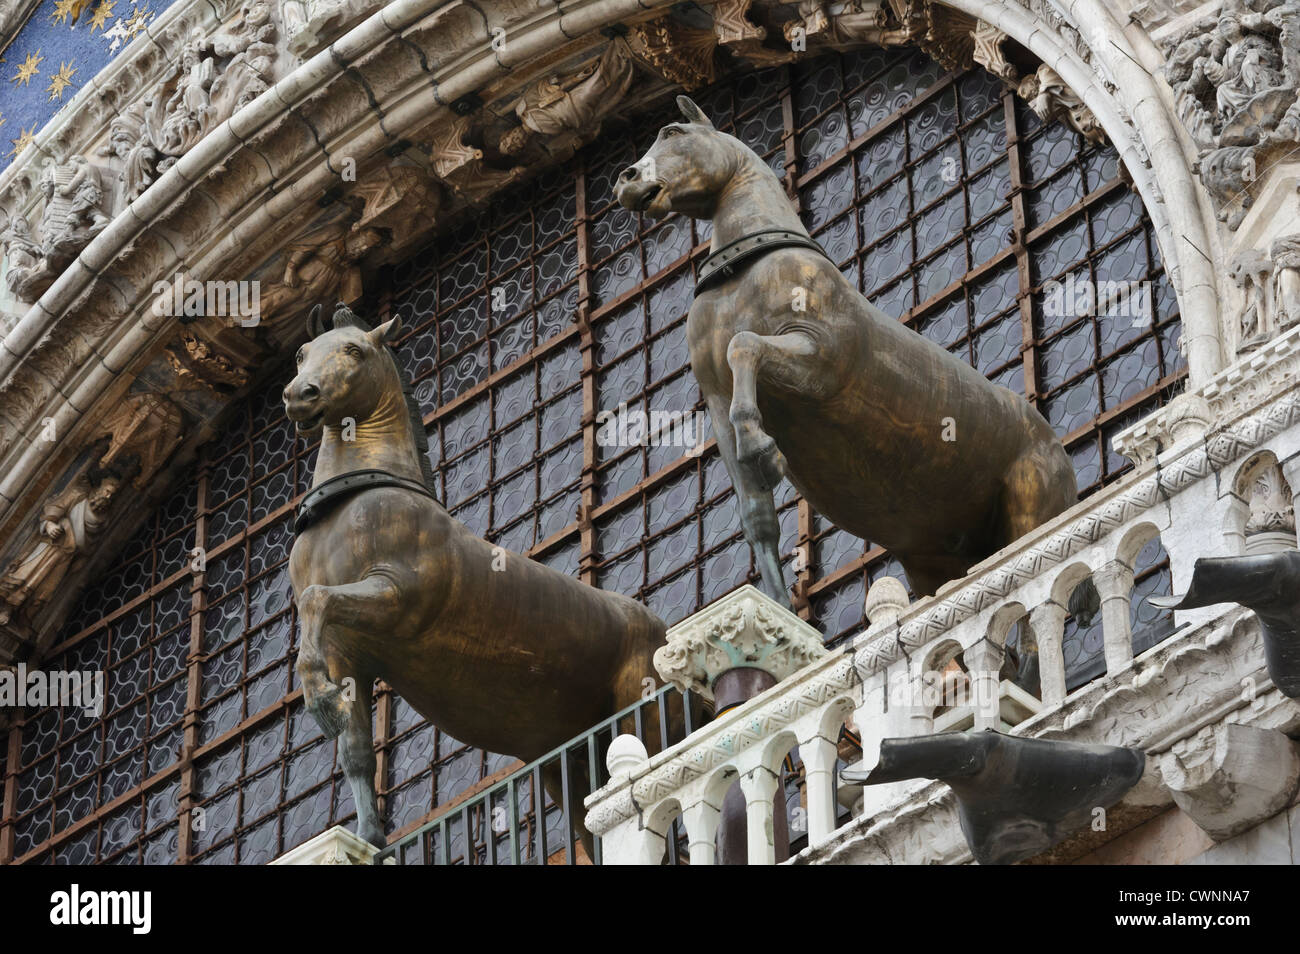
[
  {"xmin": 307, "ymin": 685, "xmax": 350, "ymax": 739},
  {"xmin": 357, "ymin": 819, "xmax": 386, "ymax": 849}
]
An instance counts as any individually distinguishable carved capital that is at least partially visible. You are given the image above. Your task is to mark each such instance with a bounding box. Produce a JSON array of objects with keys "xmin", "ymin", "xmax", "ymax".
[{"xmin": 653, "ymin": 584, "xmax": 827, "ymax": 700}]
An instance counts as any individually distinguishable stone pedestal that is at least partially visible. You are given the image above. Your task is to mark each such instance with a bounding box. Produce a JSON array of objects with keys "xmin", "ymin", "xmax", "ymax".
[
  {"xmin": 654, "ymin": 585, "xmax": 827, "ymax": 863},
  {"xmin": 270, "ymin": 825, "xmax": 386, "ymax": 865}
]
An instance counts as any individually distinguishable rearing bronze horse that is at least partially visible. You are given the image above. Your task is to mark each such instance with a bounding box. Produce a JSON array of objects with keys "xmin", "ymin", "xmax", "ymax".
[
  {"xmin": 283, "ymin": 303, "xmax": 668, "ymax": 848},
  {"xmin": 617, "ymin": 98, "xmax": 1078, "ymax": 602}
]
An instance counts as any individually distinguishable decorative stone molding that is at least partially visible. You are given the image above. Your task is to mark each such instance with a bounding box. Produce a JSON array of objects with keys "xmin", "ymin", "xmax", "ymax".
[
  {"xmin": 270, "ymin": 824, "xmax": 384, "ymax": 864},
  {"xmin": 1114, "ymin": 322, "xmax": 1300, "ymax": 466},
  {"xmin": 653, "ymin": 584, "xmax": 828, "ymax": 701},
  {"xmin": 1159, "ymin": 723, "xmax": 1300, "ymax": 840}
]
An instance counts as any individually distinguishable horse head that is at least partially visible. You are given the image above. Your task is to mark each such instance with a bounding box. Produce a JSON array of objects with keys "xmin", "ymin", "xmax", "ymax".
[
  {"xmin": 616, "ymin": 96, "xmax": 749, "ymax": 220},
  {"xmin": 282, "ymin": 302, "xmax": 402, "ymax": 437}
]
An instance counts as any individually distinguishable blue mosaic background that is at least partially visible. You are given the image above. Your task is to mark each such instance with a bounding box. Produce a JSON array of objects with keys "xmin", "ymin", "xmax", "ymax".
[{"xmin": 0, "ymin": 0, "xmax": 181, "ymax": 175}]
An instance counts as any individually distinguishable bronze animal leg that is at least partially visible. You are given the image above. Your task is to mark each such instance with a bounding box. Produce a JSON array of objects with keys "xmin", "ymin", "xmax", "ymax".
[
  {"xmin": 296, "ymin": 574, "xmax": 403, "ymax": 739},
  {"xmin": 707, "ymin": 394, "xmax": 791, "ymax": 608},
  {"xmin": 726, "ymin": 330, "xmax": 817, "ymax": 493},
  {"xmin": 338, "ymin": 674, "xmax": 385, "ymax": 848}
]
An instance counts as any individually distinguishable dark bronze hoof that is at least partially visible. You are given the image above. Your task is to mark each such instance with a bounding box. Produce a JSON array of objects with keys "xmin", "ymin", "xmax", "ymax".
[
  {"xmin": 358, "ymin": 819, "xmax": 386, "ymax": 849},
  {"xmin": 843, "ymin": 730, "xmax": 1145, "ymax": 865},
  {"xmin": 1149, "ymin": 549, "xmax": 1300, "ymax": 698}
]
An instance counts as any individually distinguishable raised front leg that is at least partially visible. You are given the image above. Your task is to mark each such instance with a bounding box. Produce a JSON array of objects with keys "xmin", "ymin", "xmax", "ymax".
[
  {"xmin": 707, "ymin": 394, "xmax": 791, "ymax": 609},
  {"xmin": 726, "ymin": 330, "xmax": 820, "ymax": 492},
  {"xmin": 296, "ymin": 573, "xmax": 403, "ymax": 739}
]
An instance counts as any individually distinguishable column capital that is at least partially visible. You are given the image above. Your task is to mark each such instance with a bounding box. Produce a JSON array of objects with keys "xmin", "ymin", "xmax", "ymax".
[
  {"xmin": 654, "ymin": 585, "xmax": 827, "ymax": 702},
  {"xmin": 1092, "ymin": 560, "xmax": 1135, "ymax": 600}
]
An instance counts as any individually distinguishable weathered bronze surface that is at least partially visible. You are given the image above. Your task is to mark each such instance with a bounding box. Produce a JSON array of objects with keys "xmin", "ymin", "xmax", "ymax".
[
  {"xmin": 283, "ymin": 304, "xmax": 671, "ymax": 848},
  {"xmin": 1152, "ymin": 550, "xmax": 1300, "ymax": 698},
  {"xmin": 843, "ymin": 730, "xmax": 1145, "ymax": 864},
  {"xmin": 617, "ymin": 98, "xmax": 1079, "ymax": 603}
]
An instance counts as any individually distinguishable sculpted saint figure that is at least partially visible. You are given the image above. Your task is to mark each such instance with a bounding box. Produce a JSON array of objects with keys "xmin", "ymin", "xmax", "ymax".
[{"xmin": 0, "ymin": 475, "xmax": 121, "ymax": 626}]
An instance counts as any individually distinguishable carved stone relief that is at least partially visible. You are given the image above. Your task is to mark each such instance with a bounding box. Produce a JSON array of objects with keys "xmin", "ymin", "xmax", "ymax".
[
  {"xmin": 1, "ymin": 156, "xmax": 111, "ymax": 302},
  {"xmin": 1229, "ymin": 234, "xmax": 1300, "ymax": 350},
  {"xmin": 973, "ymin": 23, "xmax": 1107, "ymax": 145},
  {"xmin": 500, "ymin": 40, "xmax": 638, "ymax": 158},
  {"xmin": 1164, "ymin": 0, "xmax": 1300, "ymax": 227}
]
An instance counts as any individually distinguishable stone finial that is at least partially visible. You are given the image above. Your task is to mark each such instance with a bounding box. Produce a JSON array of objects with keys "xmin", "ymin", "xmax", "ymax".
[
  {"xmin": 653, "ymin": 584, "xmax": 826, "ymax": 701},
  {"xmin": 865, "ymin": 576, "xmax": 909, "ymax": 628},
  {"xmin": 1164, "ymin": 392, "xmax": 1213, "ymax": 445},
  {"xmin": 606, "ymin": 734, "xmax": 649, "ymax": 782}
]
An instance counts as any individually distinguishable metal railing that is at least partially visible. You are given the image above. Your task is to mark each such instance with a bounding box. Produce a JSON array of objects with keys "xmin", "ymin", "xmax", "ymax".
[{"xmin": 374, "ymin": 686, "xmax": 700, "ymax": 865}]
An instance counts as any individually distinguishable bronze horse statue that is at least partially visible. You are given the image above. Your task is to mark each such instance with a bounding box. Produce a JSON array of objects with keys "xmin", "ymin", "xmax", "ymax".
[
  {"xmin": 283, "ymin": 303, "xmax": 670, "ymax": 849},
  {"xmin": 617, "ymin": 98, "xmax": 1079, "ymax": 603}
]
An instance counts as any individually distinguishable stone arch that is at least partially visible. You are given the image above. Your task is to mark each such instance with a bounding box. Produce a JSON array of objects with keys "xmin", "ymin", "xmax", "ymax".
[
  {"xmin": 1229, "ymin": 450, "xmax": 1297, "ymax": 552},
  {"xmin": 1116, "ymin": 520, "xmax": 1163, "ymax": 570}
]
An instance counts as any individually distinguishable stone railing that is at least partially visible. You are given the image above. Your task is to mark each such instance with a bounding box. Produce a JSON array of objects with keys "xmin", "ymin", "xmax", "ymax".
[{"xmin": 584, "ymin": 336, "xmax": 1300, "ymax": 864}]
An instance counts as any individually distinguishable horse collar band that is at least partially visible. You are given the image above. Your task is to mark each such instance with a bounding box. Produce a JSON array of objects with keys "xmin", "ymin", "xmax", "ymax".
[
  {"xmin": 295, "ymin": 469, "xmax": 436, "ymax": 534},
  {"xmin": 696, "ymin": 229, "xmax": 831, "ymax": 292}
]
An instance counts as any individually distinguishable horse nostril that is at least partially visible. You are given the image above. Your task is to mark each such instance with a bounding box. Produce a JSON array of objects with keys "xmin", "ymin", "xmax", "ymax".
[
  {"xmin": 619, "ymin": 165, "xmax": 639, "ymax": 183},
  {"xmin": 301, "ymin": 383, "xmax": 320, "ymax": 401}
]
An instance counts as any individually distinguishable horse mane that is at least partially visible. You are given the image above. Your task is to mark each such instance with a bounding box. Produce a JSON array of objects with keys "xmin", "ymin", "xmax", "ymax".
[{"xmin": 308, "ymin": 302, "xmax": 438, "ymax": 496}]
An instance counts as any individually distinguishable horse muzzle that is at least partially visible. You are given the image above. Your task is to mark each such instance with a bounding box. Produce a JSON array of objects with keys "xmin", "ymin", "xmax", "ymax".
[
  {"xmin": 283, "ymin": 382, "xmax": 325, "ymax": 433},
  {"xmin": 616, "ymin": 177, "xmax": 666, "ymax": 216}
]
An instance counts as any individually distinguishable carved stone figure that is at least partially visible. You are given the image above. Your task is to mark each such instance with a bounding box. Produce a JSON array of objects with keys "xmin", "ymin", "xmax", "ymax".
[
  {"xmin": 616, "ymin": 99, "xmax": 1080, "ymax": 602},
  {"xmin": 209, "ymin": 0, "xmax": 277, "ymax": 113},
  {"xmin": 0, "ymin": 213, "xmax": 50, "ymax": 300},
  {"xmin": 500, "ymin": 41, "xmax": 636, "ymax": 156},
  {"xmin": 99, "ymin": 104, "xmax": 159, "ymax": 204},
  {"xmin": 284, "ymin": 0, "xmax": 370, "ymax": 56},
  {"xmin": 282, "ymin": 303, "xmax": 680, "ymax": 847},
  {"xmin": 347, "ymin": 163, "xmax": 442, "ymax": 252},
  {"xmin": 1270, "ymin": 232, "xmax": 1300, "ymax": 327},
  {"xmin": 38, "ymin": 156, "xmax": 110, "ymax": 261},
  {"xmin": 1164, "ymin": 0, "xmax": 1300, "ymax": 227},
  {"xmin": 0, "ymin": 473, "xmax": 121, "ymax": 627},
  {"xmin": 1231, "ymin": 247, "xmax": 1274, "ymax": 350},
  {"xmin": 257, "ymin": 223, "xmax": 383, "ymax": 331},
  {"xmin": 97, "ymin": 394, "xmax": 184, "ymax": 489},
  {"xmin": 972, "ymin": 24, "xmax": 1105, "ymax": 144},
  {"xmin": 1018, "ymin": 65, "xmax": 1105, "ymax": 144},
  {"xmin": 2, "ymin": 156, "xmax": 111, "ymax": 302}
]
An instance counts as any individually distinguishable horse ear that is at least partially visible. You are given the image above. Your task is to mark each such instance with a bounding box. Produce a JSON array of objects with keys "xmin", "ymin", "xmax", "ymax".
[
  {"xmin": 305, "ymin": 304, "xmax": 324, "ymax": 339},
  {"xmin": 676, "ymin": 96, "xmax": 714, "ymax": 128},
  {"xmin": 370, "ymin": 316, "xmax": 402, "ymax": 346}
]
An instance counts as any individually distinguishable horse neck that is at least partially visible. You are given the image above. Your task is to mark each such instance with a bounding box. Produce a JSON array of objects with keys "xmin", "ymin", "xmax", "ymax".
[
  {"xmin": 311, "ymin": 366, "xmax": 426, "ymax": 487},
  {"xmin": 708, "ymin": 149, "xmax": 809, "ymax": 249}
]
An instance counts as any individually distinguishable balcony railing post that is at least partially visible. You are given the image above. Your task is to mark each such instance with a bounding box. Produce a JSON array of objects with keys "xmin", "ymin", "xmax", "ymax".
[
  {"xmin": 682, "ymin": 800, "xmax": 720, "ymax": 865},
  {"xmin": 1094, "ymin": 559, "xmax": 1136, "ymax": 674},
  {"xmin": 1029, "ymin": 601, "xmax": 1069, "ymax": 705},
  {"xmin": 801, "ymin": 734, "xmax": 838, "ymax": 844}
]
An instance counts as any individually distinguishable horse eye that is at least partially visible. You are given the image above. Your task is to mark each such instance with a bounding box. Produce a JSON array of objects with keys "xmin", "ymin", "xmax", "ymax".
[
  {"xmin": 295, "ymin": 348, "xmax": 306, "ymax": 364},
  {"xmin": 346, "ymin": 345, "xmax": 363, "ymax": 358}
]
